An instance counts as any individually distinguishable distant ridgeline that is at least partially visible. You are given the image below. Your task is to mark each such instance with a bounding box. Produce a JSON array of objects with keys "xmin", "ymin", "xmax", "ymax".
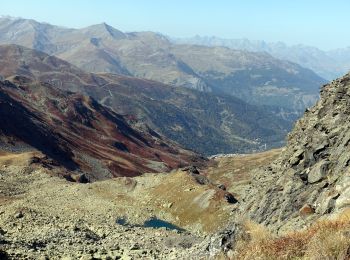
[{"xmin": 0, "ymin": 17, "xmax": 328, "ymax": 154}]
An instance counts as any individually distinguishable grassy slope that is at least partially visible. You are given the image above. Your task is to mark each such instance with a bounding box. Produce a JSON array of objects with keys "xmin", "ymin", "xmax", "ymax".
[
  {"xmin": 231, "ymin": 209, "xmax": 350, "ymax": 259},
  {"xmin": 206, "ymin": 149, "xmax": 282, "ymax": 197}
]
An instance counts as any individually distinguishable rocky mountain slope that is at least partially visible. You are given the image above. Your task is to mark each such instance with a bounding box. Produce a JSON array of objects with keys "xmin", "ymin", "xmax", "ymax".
[
  {"xmin": 0, "ymin": 44, "xmax": 291, "ymax": 155},
  {"xmin": 240, "ymin": 72, "xmax": 350, "ymax": 233},
  {"xmin": 0, "ymin": 17, "xmax": 326, "ymax": 114},
  {"xmin": 0, "ymin": 149, "xmax": 239, "ymax": 259},
  {"xmin": 173, "ymin": 35, "xmax": 350, "ymax": 81},
  {"xmin": 0, "ymin": 76, "xmax": 202, "ymax": 180}
]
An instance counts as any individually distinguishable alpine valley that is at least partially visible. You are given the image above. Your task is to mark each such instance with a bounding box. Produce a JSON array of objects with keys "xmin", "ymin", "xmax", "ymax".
[{"xmin": 0, "ymin": 15, "xmax": 349, "ymax": 260}]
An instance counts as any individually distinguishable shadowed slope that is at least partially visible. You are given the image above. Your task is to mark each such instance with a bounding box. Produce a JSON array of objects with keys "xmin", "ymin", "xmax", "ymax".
[
  {"xmin": 0, "ymin": 77, "xmax": 204, "ymax": 180},
  {"xmin": 0, "ymin": 85, "xmax": 78, "ymax": 170}
]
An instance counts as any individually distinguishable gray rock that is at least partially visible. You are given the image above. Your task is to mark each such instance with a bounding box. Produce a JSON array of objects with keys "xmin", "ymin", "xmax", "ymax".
[
  {"xmin": 206, "ymin": 225, "xmax": 238, "ymax": 257},
  {"xmin": 129, "ymin": 243, "xmax": 140, "ymax": 250},
  {"xmin": 289, "ymin": 149, "xmax": 304, "ymax": 165},
  {"xmin": 14, "ymin": 211, "xmax": 24, "ymax": 219},
  {"xmin": 183, "ymin": 166, "xmax": 200, "ymax": 175},
  {"xmin": 239, "ymin": 72, "xmax": 350, "ymax": 232},
  {"xmin": 191, "ymin": 174, "xmax": 210, "ymax": 185},
  {"xmin": 307, "ymin": 160, "xmax": 330, "ymax": 184},
  {"xmin": 316, "ymin": 189, "xmax": 340, "ymax": 215}
]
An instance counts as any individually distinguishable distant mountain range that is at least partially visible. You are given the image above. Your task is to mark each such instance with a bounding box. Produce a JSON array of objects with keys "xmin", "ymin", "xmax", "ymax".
[
  {"xmin": 0, "ymin": 17, "xmax": 326, "ymax": 115},
  {"xmin": 0, "ymin": 44, "xmax": 291, "ymax": 155},
  {"xmin": 172, "ymin": 35, "xmax": 350, "ymax": 81}
]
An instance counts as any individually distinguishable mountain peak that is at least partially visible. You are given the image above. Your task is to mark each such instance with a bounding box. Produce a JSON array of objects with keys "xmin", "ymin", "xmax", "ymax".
[{"xmin": 82, "ymin": 22, "xmax": 126, "ymax": 39}]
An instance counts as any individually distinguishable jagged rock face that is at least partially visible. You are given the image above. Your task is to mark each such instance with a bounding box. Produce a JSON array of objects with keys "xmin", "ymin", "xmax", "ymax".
[{"xmin": 242, "ymin": 73, "xmax": 350, "ymax": 232}]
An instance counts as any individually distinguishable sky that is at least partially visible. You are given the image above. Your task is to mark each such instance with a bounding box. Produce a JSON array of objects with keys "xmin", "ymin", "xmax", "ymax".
[{"xmin": 1, "ymin": 0, "xmax": 349, "ymax": 50}]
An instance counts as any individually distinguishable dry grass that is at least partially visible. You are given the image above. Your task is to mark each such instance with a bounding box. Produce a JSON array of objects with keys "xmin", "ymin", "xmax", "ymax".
[
  {"xmin": 232, "ymin": 209, "xmax": 350, "ymax": 260},
  {"xmin": 0, "ymin": 151, "xmax": 38, "ymax": 167},
  {"xmin": 206, "ymin": 149, "xmax": 281, "ymax": 196},
  {"xmin": 149, "ymin": 170, "xmax": 232, "ymax": 233}
]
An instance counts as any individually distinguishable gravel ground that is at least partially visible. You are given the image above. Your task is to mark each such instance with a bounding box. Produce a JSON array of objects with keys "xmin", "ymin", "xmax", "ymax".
[{"xmin": 0, "ymin": 152, "xmax": 234, "ymax": 259}]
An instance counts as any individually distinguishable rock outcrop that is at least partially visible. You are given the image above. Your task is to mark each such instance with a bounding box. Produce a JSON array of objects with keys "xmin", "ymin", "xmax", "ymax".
[{"xmin": 241, "ymin": 73, "xmax": 350, "ymax": 233}]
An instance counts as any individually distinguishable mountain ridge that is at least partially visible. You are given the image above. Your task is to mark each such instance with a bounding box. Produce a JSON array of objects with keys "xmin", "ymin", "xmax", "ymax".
[
  {"xmin": 0, "ymin": 74, "xmax": 203, "ymax": 180},
  {"xmin": 172, "ymin": 35, "xmax": 350, "ymax": 80},
  {"xmin": 0, "ymin": 44, "xmax": 291, "ymax": 155},
  {"xmin": 0, "ymin": 17, "xmax": 326, "ymax": 114}
]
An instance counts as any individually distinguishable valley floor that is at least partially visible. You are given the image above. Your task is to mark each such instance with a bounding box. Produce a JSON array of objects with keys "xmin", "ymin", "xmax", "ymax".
[
  {"xmin": 3, "ymin": 149, "xmax": 347, "ymax": 259},
  {"xmin": 0, "ymin": 150, "xmax": 246, "ymax": 259}
]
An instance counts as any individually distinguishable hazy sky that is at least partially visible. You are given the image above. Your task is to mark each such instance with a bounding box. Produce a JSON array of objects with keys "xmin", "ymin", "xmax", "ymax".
[{"xmin": 1, "ymin": 0, "xmax": 349, "ymax": 50}]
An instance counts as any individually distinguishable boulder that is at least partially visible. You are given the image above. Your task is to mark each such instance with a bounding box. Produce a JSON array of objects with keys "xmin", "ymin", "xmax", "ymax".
[
  {"xmin": 224, "ymin": 193, "xmax": 238, "ymax": 204},
  {"xmin": 316, "ymin": 191, "xmax": 340, "ymax": 215},
  {"xmin": 299, "ymin": 204, "xmax": 315, "ymax": 216},
  {"xmin": 308, "ymin": 160, "xmax": 330, "ymax": 184},
  {"xmin": 183, "ymin": 165, "xmax": 200, "ymax": 175},
  {"xmin": 192, "ymin": 174, "xmax": 210, "ymax": 185},
  {"xmin": 14, "ymin": 211, "xmax": 24, "ymax": 219},
  {"xmin": 206, "ymin": 226, "xmax": 238, "ymax": 256},
  {"xmin": 64, "ymin": 173, "xmax": 90, "ymax": 183},
  {"xmin": 289, "ymin": 149, "xmax": 304, "ymax": 165},
  {"xmin": 76, "ymin": 174, "xmax": 90, "ymax": 183}
]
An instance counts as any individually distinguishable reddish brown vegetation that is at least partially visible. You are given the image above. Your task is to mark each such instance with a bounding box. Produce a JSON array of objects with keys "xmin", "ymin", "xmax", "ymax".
[{"xmin": 0, "ymin": 78, "xmax": 205, "ymax": 180}]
